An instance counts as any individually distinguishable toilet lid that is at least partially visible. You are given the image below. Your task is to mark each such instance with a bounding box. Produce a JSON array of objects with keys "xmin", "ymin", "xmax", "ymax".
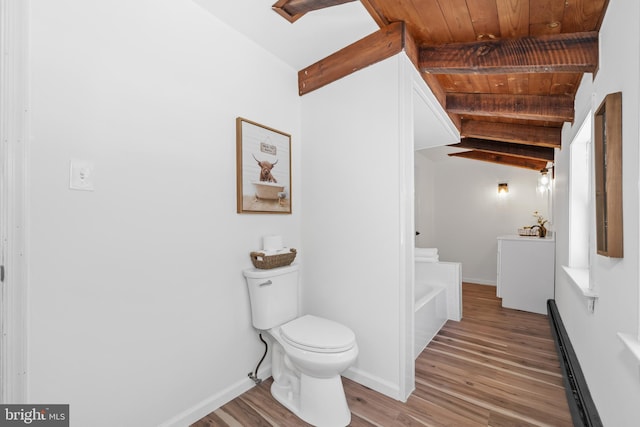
[{"xmin": 280, "ymin": 315, "xmax": 356, "ymax": 353}]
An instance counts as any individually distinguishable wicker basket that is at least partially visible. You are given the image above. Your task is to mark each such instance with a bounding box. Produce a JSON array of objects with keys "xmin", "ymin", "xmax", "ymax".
[
  {"xmin": 518, "ymin": 227, "xmax": 538, "ymax": 236},
  {"xmin": 250, "ymin": 248, "xmax": 297, "ymax": 269}
]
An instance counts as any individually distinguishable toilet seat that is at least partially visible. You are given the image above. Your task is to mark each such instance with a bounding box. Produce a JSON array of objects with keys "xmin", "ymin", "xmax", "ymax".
[{"xmin": 280, "ymin": 315, "xmax": 356, "ymax": 353}]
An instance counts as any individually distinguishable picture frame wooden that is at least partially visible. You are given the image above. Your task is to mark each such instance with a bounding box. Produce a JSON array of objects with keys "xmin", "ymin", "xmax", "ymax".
[
  {"xmin": 594, "ymin": 92, "xmax": 623, "ymax": 257},
  {"xmin": 236, "ymin": 117, "xmax": 292, "ymax": 214}
]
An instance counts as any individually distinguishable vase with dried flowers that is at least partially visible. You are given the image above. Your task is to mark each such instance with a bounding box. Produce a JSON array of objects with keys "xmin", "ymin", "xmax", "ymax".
[{"xmin": 532, "ymin": 211, "xmax": 548, "ymax": 238}]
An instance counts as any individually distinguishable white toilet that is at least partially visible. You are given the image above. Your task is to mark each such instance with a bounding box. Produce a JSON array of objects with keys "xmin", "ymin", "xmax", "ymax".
[{"xmin": 243, "ymin": 264, "xmax": 358, "ymax": 427}]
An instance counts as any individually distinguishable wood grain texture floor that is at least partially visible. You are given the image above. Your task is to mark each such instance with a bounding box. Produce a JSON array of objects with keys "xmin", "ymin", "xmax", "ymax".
[{"xmin": 192, "ymin": 283, "xmax": 573, "ymax": 426}]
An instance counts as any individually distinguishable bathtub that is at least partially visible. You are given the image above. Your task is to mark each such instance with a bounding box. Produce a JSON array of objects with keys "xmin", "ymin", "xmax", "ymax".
[
  {"xmin": 252, "ymin": 181, "xmax": 285, "ymax": 200},
  {"xmin": 414, "ymin": 260, "xmax": 462, "ymax": 358},
  {"xmin": 414, "ymin": 282, "xmax": 447, "ymax": 358}
]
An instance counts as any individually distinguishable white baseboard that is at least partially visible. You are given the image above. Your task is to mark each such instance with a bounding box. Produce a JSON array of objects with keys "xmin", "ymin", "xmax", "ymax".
[
  {"xmin": 462, "ymin": 277, "xmax": 496, "ymax": 286},
  {"xmin": 160, "ymin": 365, "xmax": 403, "ymax": 426},
  {"xmin": 343, "ymin": 366, "xmax": 401, "ymax": 401},
  {"xmin": 158, "ymin": 366, "xmax": 272, "ymax": 427}
]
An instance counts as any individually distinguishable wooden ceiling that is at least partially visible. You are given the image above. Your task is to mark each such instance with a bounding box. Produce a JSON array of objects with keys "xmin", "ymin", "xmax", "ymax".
[{"xmin": 272, "ymin": 0, "xmax": 609, "ymax": 171}]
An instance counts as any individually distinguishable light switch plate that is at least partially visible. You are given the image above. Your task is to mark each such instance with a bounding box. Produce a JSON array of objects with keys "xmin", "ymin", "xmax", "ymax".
[{"xmin": 69, "ymin": 160, "xmax": 94, "ymax": 191}]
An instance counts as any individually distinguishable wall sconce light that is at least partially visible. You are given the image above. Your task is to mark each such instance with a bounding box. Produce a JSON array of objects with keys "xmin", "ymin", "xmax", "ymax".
[
  {"xmin": 539, "ymin": 168, "xmax": 550, "ymax": 185},
  {"xmin": 498, "ymin": 182, "xmax": 509, "ymax": 195},
  {"xmin": 538, "ymin": 168, "xmax": 552, "ymax": 193}
]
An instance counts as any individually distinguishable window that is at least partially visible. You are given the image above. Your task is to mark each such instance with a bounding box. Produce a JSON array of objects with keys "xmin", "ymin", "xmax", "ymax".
[{"xmin": 568, "ymin": 115, "xmax": 592, "ymax": 270}]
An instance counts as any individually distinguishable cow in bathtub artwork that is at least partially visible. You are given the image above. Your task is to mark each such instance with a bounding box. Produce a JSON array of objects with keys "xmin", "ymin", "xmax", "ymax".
[
  {"xmin": 252, "ymin": 154, "xmax": 278, "ymax": 183},
  {"xmin": 237, "ymin": 117, "xmax": 291, "ymax": 213},
  {"xmin": 251, "ymin": 154, "xmax": 288, "ymax": 206}
]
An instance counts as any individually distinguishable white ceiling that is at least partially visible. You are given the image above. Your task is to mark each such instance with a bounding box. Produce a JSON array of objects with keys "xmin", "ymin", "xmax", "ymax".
[
  {"xmin": 193, "ymin": 0, "xmax": 379, "ymax": 70},
  {"xmin": 194, "ymin": 0, "xmax": 460, "ymax": 153}
]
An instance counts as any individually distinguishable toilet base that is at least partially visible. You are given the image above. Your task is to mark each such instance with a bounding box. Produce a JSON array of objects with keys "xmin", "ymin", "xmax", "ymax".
[{"xmin": 271, "ymin": 373, "xmax": 351, "ymax": 427}]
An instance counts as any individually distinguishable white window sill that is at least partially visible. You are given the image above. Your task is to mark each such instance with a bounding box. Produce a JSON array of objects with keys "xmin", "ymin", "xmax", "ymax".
[
  {"xmin": 617, "ymin": 333, "xmax": 640, "ymax": 365},
  {"xmin": 562, "ymin": 265, "xmax": 598, "ymax": 298}
]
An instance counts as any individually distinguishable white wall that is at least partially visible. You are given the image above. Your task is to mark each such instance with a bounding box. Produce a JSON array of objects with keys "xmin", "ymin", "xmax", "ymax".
[
  {"xmin": 553, "ymin": 0, "xmax": 640, "ymax": 424},
  {"xmin": 27, "ymin": 1, "xmax": 301, "ymax": 426},
  {"xmin": 416, "ymin": 153, "xmax": 547, "ymax": 285},
  {"xmin": 414, "ymin": 152, "xmax": 436, "ymax": 247},
  {"xmin": 301, "ymin": 55, "xmax": 412, "ymax": 399}
]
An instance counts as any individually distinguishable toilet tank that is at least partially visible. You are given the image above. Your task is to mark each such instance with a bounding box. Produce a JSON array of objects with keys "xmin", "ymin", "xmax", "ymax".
[{"xmin": 243, "ymin": 264, "xmax": 299, "ymax": 330}]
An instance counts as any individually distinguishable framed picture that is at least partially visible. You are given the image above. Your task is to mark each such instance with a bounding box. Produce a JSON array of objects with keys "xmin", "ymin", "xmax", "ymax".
[
  {"xmin": 236, "ymin": 117, "xmax": 292, "ymax": 214},
  {"xmin": 594, "ymin": 92, "xmax": 623, "ymax": 257}
]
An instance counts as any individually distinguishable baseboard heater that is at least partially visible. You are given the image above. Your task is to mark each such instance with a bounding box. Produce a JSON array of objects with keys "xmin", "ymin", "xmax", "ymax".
[{"xmin": 547, "ymin": 299, "xmax": 603, "ymax": 427}]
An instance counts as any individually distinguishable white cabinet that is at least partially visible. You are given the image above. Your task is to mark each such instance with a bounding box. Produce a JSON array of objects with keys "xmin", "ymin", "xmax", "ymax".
[{"xmin": 497, "ymin": 236, "xmax": 555, "ymax": 315}]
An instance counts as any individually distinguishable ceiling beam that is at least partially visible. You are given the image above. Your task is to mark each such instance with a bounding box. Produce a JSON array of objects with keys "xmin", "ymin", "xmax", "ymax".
[
  {"xmin": 295, "ymin": 19, "xmax": 462, "ymax": 128},
  {"xmin": 419, "ymin": 31, "xmax": 598, "ymax": 74},
  {"xmin": 450, "ymin": 138, "xmax": 555, "ymax": 161},
  {"xmin": 446, "ymin": 93, "xmax": 574, "ymax": 122},
  {"xmin": 461, "ymin": 120, "xmax": 561, "ymax": 148},
  {"xmin": 298, "ymin": 21, "xmax": 408, "ymax": 95},
  {"xmin": 448, "ymin": 150, "xmax": 549, "ymax": 170},
  {"xmin": 272, "ymin": 0, "xmax": 356, "ymax": 23}
]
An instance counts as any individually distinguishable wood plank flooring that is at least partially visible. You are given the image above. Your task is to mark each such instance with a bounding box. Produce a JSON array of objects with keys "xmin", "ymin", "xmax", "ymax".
[{"xmin": 192, "ymin": 283, "xmax": 573, "ymax": 426}]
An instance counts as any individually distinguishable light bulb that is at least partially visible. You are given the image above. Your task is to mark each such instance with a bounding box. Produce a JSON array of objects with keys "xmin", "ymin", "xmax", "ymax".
[{"xmin": 540, "ymin": 173, "xmax": 550, "ymax": 185}]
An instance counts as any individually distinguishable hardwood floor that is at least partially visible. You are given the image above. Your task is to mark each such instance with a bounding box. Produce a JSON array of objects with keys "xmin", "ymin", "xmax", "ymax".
[{"xmin": 192, "ymin": 283, "xmax": 573, "ymax": 426}]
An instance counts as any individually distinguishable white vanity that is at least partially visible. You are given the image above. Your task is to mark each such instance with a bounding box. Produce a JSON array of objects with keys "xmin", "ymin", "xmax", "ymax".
[{"xmin": 497, "ymin": 235, "xmax": 555, "ymax": 315}]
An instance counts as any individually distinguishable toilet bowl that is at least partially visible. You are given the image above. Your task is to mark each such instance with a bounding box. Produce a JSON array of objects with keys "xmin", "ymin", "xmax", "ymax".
[
  {"xmin": 276, "ymin": 314, "xmax": 357, "ymax": 377},
  {"xmin": 268, "ymin": 315, "xmax": 358, "ymax": 426},
  {"xmin": 243, "ymin": 265, "xmax": 358, "ymax": 427}
]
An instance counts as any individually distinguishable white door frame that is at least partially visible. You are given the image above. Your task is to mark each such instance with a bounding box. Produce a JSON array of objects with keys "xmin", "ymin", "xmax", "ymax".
[{"xmin": 0, "ymin": 0, "xmax": 29, "ymax": 403}]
